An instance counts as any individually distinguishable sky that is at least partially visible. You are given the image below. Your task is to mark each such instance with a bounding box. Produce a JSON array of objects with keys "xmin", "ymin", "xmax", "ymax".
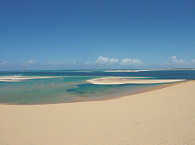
[{"xmin": 0, "ymin": 0, "xmax": 195, "ymax": 70}]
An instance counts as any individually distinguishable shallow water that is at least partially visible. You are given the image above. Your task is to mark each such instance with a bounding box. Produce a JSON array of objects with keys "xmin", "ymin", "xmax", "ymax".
[{"xmin": 0, "ymin": 70, "xmax": 194, "ymax": 104}]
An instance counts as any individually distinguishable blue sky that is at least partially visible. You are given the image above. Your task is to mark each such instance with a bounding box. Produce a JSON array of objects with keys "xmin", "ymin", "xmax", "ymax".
[{"xmin": 0, "ymin": 0, "xmax": 195, "ymax": 70}]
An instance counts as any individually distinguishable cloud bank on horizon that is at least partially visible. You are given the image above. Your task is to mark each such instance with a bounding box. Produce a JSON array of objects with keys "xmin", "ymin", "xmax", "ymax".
[
  {"xmin": 170, "ymin": 56, "xmax": 195, "ymax": 65},
  {"xmin": 171, "ymin": 56, "xmax": 185, "ymax": 64},
  {"xmin": 95, "ymin": 55, "xmax": 195, "ymax": 67},
  {"xmin": 96, "ymin": 56, "xmax": 142, "ymax": 65},
  {"xmin": 96, "ymin": 56, "xmax": 119, "ymax": 65},
  {"xmin": 1, "ymin": 55, "xmax": 195, "ymax": 70}
]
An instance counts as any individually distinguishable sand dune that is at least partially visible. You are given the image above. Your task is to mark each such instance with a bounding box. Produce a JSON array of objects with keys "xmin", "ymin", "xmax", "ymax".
[
  {"xmin": 87, "ymin": 77, "xmax": 185, "ymax": 84},
  {"xmin": 0, "ymin": 81, "xmax": 195, "ymax": 145}
]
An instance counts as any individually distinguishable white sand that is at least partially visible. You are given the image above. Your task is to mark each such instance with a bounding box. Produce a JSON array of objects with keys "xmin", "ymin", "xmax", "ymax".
[
  {"xmin": 87, "ymin": 77, "xmax": 185, "ymax": 84},
  {"xmin": 0, "ymin": 76, "xmax": 58, "ymax": 82},
  {"xmin": 104, "ymin": 69, "xmax": 150, "ymax": 72},
  {"xmin": 0, "ymin": 81, "xmax": 195, "ymax": 145}
]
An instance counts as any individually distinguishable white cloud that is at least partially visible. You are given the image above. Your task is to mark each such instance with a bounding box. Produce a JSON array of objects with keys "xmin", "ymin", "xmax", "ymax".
[
  {"xmin": 120, "ymin": 58, "xmax": 142, "ymax": 65},
  {"xmin": 171, "ymin": 56, "xmax": 184, "ymax": 64},
  {"xmin": 109, "ymin": 58, "xmax": 119, "ymax": 63},
  {"xmin": 96, "ymin": 56, "xmax": 142, "ymax": 66},
  {"xmin": 96, "ymin": 56, "xmax": 119, "ymax": 64},
  {"xmin": 26, "ymin": 59, "xmax": 36, "ymax": 65}
]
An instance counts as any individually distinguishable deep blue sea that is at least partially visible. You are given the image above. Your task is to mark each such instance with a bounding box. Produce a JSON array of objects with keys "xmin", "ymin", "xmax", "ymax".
[{"xmin": 0, "ymin": 70, "xmax": 195, "ymax": 104}]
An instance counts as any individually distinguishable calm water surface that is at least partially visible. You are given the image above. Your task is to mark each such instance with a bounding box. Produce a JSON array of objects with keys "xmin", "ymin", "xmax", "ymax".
[{"xmin": 0, "ymin": 70, "xmax": 194, "ymax": 104}]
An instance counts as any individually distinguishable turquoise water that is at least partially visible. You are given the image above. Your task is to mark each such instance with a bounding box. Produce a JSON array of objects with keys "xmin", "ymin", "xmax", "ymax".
[
  {"xmin": 0, "ymin": 76, "xmax": 156, "ymax": 104},
  {"xmin": 0, "ymin": 70, "xmax": 195, "ymax": 104}
]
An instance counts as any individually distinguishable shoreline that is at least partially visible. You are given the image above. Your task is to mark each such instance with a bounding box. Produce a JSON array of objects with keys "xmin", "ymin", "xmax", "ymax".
[{"xmin": 0, "ymin": 80, "xmax": 189, "ymax": 106}]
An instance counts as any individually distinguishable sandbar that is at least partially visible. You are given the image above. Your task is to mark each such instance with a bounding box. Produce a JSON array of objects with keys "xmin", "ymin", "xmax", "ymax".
[{"xmin": 87, "ymin": 77, "xmax": 185, "ymax": 84}]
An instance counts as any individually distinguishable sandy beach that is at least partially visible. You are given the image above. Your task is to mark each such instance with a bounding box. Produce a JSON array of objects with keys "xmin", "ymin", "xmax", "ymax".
[
  {"xmin": 87, "ymin": 77, "xmax": 185, "ymax": 84},
  {"xmin": 0, "ymin": 80, "xmax": 195, "ymax": 145}
]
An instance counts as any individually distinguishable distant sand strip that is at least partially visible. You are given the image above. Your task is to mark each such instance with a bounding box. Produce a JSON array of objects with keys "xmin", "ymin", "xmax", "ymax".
[
  {"xmin": 104, "ymin": 69, "xmax": 149, "ymax": 72},
  {"xmin": 0, "ymin": 76, "xmax": 58, "ymax": 82},
  {"xmin": 87, "ymin": 77, "xmax": 185, "ymax": 84}
]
